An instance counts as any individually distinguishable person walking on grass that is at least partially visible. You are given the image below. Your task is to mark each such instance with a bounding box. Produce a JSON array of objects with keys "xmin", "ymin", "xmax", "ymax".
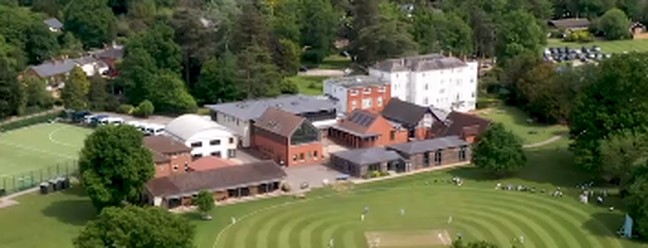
[
  {"xmin": 361, "ymin": 214, "xmax": 365, "ymax": 221},
  {"xmin": 231, "ymin": 217, "xmax": 236, "ymax": 224},
  {"xmin": 329, "ymin": 238, "xmax": 334, "ymax": 247},
  {"xmin": 400, "ymin": 208, "xmax": 405, "ymax": 216},
  {"xmin": 448, "ymin": 216, "xmax": 453, "ymax": 224}
]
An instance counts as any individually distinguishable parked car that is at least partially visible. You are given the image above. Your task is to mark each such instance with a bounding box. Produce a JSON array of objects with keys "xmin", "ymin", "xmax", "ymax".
[{"xmin": 144, "ymin": 124, "xmax": 165, "ymax": 136}]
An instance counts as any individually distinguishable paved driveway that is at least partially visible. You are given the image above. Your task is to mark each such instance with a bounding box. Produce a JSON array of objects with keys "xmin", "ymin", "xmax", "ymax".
[{"xmin": 284, "ymin": 164, "xmax": 343, "ymax": 190}]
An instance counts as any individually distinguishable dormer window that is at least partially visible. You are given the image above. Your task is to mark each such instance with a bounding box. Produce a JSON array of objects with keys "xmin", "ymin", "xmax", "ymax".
[
  {"xmin": 378, "ymin": 86, "xmax": 386, "ymax": 93},
  {"xmin": 350, "ymin": 90, "xmax": 358, "ymax": 95},
  {"xmin": 364, "ymin": 88, "xmax": 371, "ymax": 94}
]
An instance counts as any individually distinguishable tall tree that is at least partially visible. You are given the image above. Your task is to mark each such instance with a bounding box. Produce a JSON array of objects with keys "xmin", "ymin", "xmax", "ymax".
[
  {"xmin": 127, "ymin": 22, "xmax": 182, "ymax": 74},
  {"xmin": 195, "ymin": 51, "xmax": 241, "ymax": 104},
  {"xmin": 119, "ymin": 46, "xmax": 157, "ymax": 104},
  {"xmin": 74, "ymin": 205, "xmax": 195, "ymax": 248},
  {"xmin": 598, "ymin": 8, "xmax": 631, "ymax": 40},
  {"xmin": 232, "ymin": 0, "xmax": 271, "ymax": 52},
  {"xmin": 495, "ymin": 10, "xmax": 545, "ymax": 65},
  {"xmin": 149, "ymin": 72, "xmax": 197, "ymax": 114},
  {"xmin": 64, "ymin": 0, "xmax": 117, "ymax": 48},
  {"xmin": 472, "ymin": 123, "xmax": 527, "ymax": 177},
  {"xmin": 237, "ymin": 42, "xmax": 281, "ymax": 99},
  {"xmin": 32, "ymin": 0, "xmax": 62, "ymax": 18},
  {"xmin": 469, "ymin": 7, "xmax": 498, "ymax": 58},
  {"xmin": 59, "ymin": 32, "xmax": 84, "ymax": 57},
  {"xmin": 87, "ymin": 75, "xmax": 110, "ymax": 111},
  {"xmin": 411, "ymin": 10, "xmax": 473, "ymax": 56},
  {"xmin": 78, "ymin": 125, "xmax": 154, "ymax": 210},
  {"xmin": 169, "ymin": 8, "xmax": 215, "ymax": 88},
  {"xmin": 23, "ymin": 76, "xmax": 53, "ymax": 109},
  {"xmin": 273, "ymin": 38, "xmax": 301, "ymax": 76},
  {"xmin": 350, "ymin": 0, "xmax": 380, "ymax": 41},
  {"xmin": 205, "ymin": 0, "xmax": 241, "ymax": 51},
  {"xmin": 272, "ymin": 0, "xmax": 301, "ymax": 43},
  {"xmin": 0, "ymin": 55, "xmax": 24, "ymax": 119},
  {"xmin": 300, "ymin": 0, "xmax": 338, "ymax": 63},
  {"xmin": 570, "ymin": 53, "xmax": 648, "ymax": 174},
  {"xmin": 24, "ymin": 22, "xmax": 60, "ymax": 64},
  {"xmin": 599, "ymin": 130, "xmax": 648, "ymax": 188},
  {"xmin": 352, "ymin": 14, "xmax": 418, "ymax": 66},
  {"xmin": 61, "ymin": 67, "xmax": 89, "ymax": 110}
]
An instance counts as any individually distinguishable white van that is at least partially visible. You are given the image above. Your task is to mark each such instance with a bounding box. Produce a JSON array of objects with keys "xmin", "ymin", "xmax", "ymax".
[
  {"xmin": 101, "ymin": 117, "xmax": 124, "ymax": 125},
  {"xmin": 126, "ymin": 121, "xmax": 143, "ymax": 129},
  {"xmin": 145, "ymin": 124, "xmax": 165, "ymax": 136}
]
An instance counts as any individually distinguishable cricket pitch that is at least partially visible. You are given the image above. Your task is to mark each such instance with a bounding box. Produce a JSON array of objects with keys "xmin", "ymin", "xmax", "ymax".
[{"xmin": 364, "ymin": 229, "xmax": 452, "ymax": 247}]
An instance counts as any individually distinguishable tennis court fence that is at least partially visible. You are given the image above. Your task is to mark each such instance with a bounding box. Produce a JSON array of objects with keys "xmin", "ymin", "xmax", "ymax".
[{"xmin": 0, "ymin": 161, "xmax": 77, "ymax": 196}]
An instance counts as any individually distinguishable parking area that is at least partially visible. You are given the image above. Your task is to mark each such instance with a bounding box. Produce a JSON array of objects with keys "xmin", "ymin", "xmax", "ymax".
[
  {"xmin": 284, "ymin": 164, "xmax": 345, "ymax": 190},
  {"xmin": 95, "ymin": 112, "xmax": 175, "ymax": 125}
]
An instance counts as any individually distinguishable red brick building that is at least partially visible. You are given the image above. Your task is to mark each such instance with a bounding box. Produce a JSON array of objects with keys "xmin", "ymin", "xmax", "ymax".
[
  {"xmin": 329, "ymin": 109, "xmax": 409, "ymax": 148},
  {"xmin": 323, "ymin": 75, "xmax": 391, "ymax": 114},
  {"xmin": 381, "ymin": 98, "xmax": 442, "ymax": 141},
  {"xmin": 430, "ymin": 111, "xmax": 491, "ymax": 143},
  {"xmin": 253, "ymin": 107, "xmax": 324, "ymax": 167},
  {"xmin": 143, "ymin": 136, "xmax": 192, "ymax": 178}
]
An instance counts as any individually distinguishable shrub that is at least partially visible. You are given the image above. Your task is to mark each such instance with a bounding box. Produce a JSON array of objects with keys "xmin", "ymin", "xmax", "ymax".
[
  {"xmin": 308, "ymin": 81, "xmax": 319, "ymax": 89},
  {"xmin": 133, "ymin": 100, "xmax": 154, "ymax": 118},
  {"xmin": 564, "ymin": 30, "xmax": 594, "ymax": 43},
  {"xmin": 116, "ymin": 104, "xmax": 134, "ymax": 114},
  {"xmin": 281, "ymin": 183, "xmax": 292, "ymax": 192}
]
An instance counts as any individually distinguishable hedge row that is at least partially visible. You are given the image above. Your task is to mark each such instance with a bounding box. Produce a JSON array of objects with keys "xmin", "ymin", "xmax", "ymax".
[{"xmin": 0, "ymin": 111, "xmax": 62, "ymax": 132}]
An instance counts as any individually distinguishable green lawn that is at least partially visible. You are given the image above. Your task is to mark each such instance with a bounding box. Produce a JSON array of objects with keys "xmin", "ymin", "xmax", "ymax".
[
  {"xmin": 477, "ymin": 106, "xmax": 568, "ymax": 145},
  {"xmin": 0, "ymin": 110, "xmax": 645, "ymax": 248},
  {"xmin": 547, "ymin": 38, "xmax": 648, "ymax": 54},
  {"xmin": 305, "ymin": 55, "xmax": 351, "ymax": 70},
  {"xmin": 286, "ymin": 75, "xmax": 328, "ymax": 96},
  {"xmin": 0, "ymin": 123, "xmax": 91, "ymax": 193}
]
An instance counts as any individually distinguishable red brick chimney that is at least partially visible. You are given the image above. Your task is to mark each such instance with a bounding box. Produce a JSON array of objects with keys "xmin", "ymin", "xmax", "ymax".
[{"xmin": 461, "ymin": 125, "xmax": 479, "ymax": 144}]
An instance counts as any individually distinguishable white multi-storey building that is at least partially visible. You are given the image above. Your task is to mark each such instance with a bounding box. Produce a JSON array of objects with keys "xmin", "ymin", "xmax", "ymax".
[
  {"xmin": 369, "ymin": 54, "xmax": 478, "ymax": 112},
  {"xmin": 164, "ymin": 114, "xmax": 238, "ymax": 159}
]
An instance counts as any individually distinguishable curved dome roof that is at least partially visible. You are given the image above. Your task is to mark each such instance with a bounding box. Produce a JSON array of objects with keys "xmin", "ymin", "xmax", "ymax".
[{"xmin": 165, "ymin": 114, "xmax": 232, "ymax": 141}]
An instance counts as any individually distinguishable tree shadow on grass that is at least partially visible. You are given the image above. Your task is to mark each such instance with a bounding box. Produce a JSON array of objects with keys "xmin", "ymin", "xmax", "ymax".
[
  {"xmin": 41, "ymin": 199, "xmax": 96, "ymax": 226},
  {"xmin": 582, "ymin": 212, "xmax": 624, "ymax": 238}
]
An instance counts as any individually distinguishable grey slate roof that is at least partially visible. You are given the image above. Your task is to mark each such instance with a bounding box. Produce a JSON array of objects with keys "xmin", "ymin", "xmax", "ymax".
[
  {"xmin": 548, "ymin": 18, "xmax": 591, "ymax": 29},
  {"xmin": 90, "ymin": 45, "xmax": 124, "ymax": 61},
  {"xmin": 372, "ymin": 54, "xmax": 468, "ymax": 72},
  {"xmin": 324, "ymin": 75, "xmax": 388, "ymax": 88},
  {"xmin": 332, "ymin": 147, "xmax": 403, "ymax": 166},
  {"xmin": 205, "ymin": 95, "xmax": 337, "ymax": 121},
  {"xmin": 381, "ymin": 98, "xmax": 429, "ymax": 128},
  {"xmin": 43, "ymin": 18, "xmax": 63, "ymax": 29},
  {"xmin": 146, "ymin": 160, "xmax": 287, "ymax": 198},
  {"xmin": 29, "ymin": 59, "xmax": 77, "ymax": 78},
  {"xmin": 387, "ymin": 136, "xmax": 468, "ymax": 155},
  {"xmin": 430, "ymin": 107, "xmax": 449, "ymax": 121}
]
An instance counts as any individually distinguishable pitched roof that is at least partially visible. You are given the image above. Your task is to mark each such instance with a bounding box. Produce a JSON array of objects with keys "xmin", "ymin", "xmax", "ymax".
[
  {"xmin": 150, "ymin": 149, "xmax": 170, "ymax": 163},
  {"xmin": 205, "ymin": 95, "xmax": 337, "ymax": 121},
  {"xmin": 548, "ymin": 18, "xmax": 591, "ymax": 29},
  {"xmin": 165, "ymin": 114, "xmax": 233, "ymax": 141},
  {"xmin": 324, "ymin": 75, "xmax": 388, "ymax": 88},
  {"xmin": 372, "ymin": 54, "xmax": 468, "ymax": 72},
  {"xmin": 332, "ymin": 110, "xmax": 380, "ymax": 137},
  {"xmin": 381, "ymin": 98, "xmax": 429, "ymax": 127},
  {"xmin": 430, "ymin": 112, "xmax": 491, "ymax": 138},
  {"xmin": 143, "ymin": 136, "xmax": 191, "ymax": 154},
  {"xmin": 146, "ymin": 160, "xmax": 287, "ymax": 197},
  {"xmin": 189, "ymin": 156, "xmax": 237, "ymax": 172},
  {"xmin": 29, "ymin": 59, "xmax": 77, "ymax": 78},
  {"xmin": 332, "ymin": 147, "xmax": 404, "ymax": 166},
  {"xmin": 254, "ymin": 107, "xmax": 305, "ymax": 137},
  {"xmin": 43, "ymin": 18, "xmax": 63, "ymax": 29},
  {"xmin": 90, "ymin": 45, "xmax": 124, "ymax": 61},
  {"xmin": 387, "ymin": 136, "xmax": 468, "ymax": 154}
]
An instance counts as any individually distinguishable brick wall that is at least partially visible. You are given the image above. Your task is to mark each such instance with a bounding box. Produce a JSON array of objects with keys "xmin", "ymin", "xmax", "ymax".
[{"xmin": 345, "ymin": 84, "xmax": 391, "ymax": 113}]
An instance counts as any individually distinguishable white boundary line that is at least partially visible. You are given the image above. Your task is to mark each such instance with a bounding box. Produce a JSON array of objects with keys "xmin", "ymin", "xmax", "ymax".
[{"xmin": 47, "ymin": 126, "xmax": 80, "ymax": 148}]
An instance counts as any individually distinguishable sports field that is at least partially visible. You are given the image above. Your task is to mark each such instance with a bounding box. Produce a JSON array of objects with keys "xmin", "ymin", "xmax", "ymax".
[
  {"xmin": 547, "ymin": 38, "xmax": 648, "ymax": 54},
  {"xmin": 0, "ymin": 123, "xmax": 91, "ymax": 192}
]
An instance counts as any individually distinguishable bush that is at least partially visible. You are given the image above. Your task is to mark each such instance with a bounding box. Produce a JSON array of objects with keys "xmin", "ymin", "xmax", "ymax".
[
  {"xmin": 564, "ymin": 30, "xmax": 594, "ymax": 43},
  {"xmin": 116, "ymin": 104, "xmax": 134, "ymax": 114},
  {"xmin": 308, "ymin": 81, "xmax": 319, "ymax": 89},
  {"xmin": 281, "ymin": 183, "xmax": 292, "ymax": 192},
  {"xmin": 133, "ymin": 100, "xmax": 154, "ymax": 118}
]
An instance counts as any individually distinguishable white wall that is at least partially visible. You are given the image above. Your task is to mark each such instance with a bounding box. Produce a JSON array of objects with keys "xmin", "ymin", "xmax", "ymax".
[
  {"xmin": 185, "ymin": 129, "xmax": 238, "ymax": 158},
  {"xmin": 371, "ymin": 61, "xmax": 478, "ymax": 112},
  {"xmin": 323, "ymin": 80, "xmax": 348, "ymax": 114},
  {"xmin": 213, "ymin": 111, "xmax": 251, "ymax": 147}
]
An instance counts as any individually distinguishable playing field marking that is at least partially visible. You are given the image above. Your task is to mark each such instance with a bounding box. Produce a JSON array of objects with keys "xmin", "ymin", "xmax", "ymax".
[
  {"xmin": 211, "ymin": 185, "xmax": 620, "ymax": 248},
  {"xmin": 48, "ymin": 126, "xmax": 81, "ymax": 148},
  {"xmin": 0, "ymin": 140, "xmax": 75, "ymax": 160},
  {"xmin": 365, "ymin": 230, "xmax": 452, "ymax": 247}
]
